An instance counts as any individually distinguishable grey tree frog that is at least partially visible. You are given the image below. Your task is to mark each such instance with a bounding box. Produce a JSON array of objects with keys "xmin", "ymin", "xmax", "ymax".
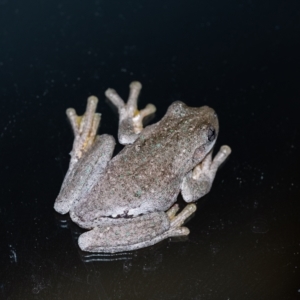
[{"xmin": 54, "ymin": 81, "xmax": 231, "ymax": 253}]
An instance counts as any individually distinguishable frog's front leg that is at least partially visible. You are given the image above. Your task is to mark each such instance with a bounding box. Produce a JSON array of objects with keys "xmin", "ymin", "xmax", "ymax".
[
  {"xmin": 181, "ymin": 145, "xmax": 232, "ymax": 202},
  {"xmin": 54, "ymin": 96, "xmax": 116, "ymax": 214},
  {"xmin": 105, "ymin": 81, "xmax": 156, "ymax": 144},
  {"xmin": 77, "ymin": 204, "xmax": 197, "ymax": 253}
]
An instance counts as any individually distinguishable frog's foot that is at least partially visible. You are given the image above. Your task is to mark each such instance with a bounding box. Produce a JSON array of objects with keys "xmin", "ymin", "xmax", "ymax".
[
  {"xmin": 77, "ymin": 204, "xmax": 196, "ymax": 253},
  {"xmin": 181, "ymin": 145, "xmax": 232, "ymax": 202},
  {"xmin": 66, "ymin": 96, "xmax": 101, "ymax": 169},
  {"xmin": 167, "ymin": 203, "xmax": 197, "ymax": 236},
  {"xmin": 105, "ymin": 81, "xmax": 156, "ymax": 144}
]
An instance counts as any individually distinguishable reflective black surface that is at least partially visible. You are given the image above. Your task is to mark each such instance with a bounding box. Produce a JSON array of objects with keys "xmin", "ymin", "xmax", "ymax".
[{"xmin": 1, "ymin": 0, "xmax": 300, "ymax": 299}]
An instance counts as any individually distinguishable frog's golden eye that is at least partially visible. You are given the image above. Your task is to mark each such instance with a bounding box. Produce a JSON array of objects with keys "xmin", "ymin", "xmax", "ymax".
[{"xmin": 207, "ymin": 127, "xmax": 216, "ymax": 142}]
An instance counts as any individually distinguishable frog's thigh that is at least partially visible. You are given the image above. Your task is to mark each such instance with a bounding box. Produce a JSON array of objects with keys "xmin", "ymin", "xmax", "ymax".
[
  {"xmin": 78, "ymin": 204, "xmax": 196, "ymax": 253},
  {"xmin": 181, "ymin": 145, "xmax": 231, "ymax": 202},
  {"xmin": 54, "ymin": 134, "xmax": 116, "ymax": 214}
]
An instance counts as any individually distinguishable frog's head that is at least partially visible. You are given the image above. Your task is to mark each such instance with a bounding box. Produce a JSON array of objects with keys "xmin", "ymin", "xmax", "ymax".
[{"xmin": 165, "ymin": 101, "xmax": 219, "ymax": 165}]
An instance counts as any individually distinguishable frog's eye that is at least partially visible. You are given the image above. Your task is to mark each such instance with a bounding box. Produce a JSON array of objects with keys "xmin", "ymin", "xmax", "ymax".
[{"xmin": 207, "ymin": 127, "xmax": 216, "ymax": 142}]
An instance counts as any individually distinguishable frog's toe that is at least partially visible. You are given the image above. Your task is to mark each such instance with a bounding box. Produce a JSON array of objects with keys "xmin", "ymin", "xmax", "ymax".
[
  {"xmin": 54, "ymin": 197, "xmax": 72, "ymax": 214},
  {"xmin": 210, "ymin": 145, "xmax": 231, "ymax": 170},
  {"xmin": 169, "ymin": 204, "xmax": 197, "ymax": 228},
  {"xmin": 78, "ymin": 229, "xmax": 97, "ymax": 252}
]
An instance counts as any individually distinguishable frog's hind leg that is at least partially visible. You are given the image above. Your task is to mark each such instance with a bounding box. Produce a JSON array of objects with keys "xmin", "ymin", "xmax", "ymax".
[
  {"xmin": 77, "ymin": 204, "xmax": 197, "ymax": 253},
  {"xmin": 105, "ymin": 81, "xmax": 156, "ymax": 144}
]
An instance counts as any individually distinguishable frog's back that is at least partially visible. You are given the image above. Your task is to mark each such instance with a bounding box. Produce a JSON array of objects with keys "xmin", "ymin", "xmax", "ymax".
[
  {"xmin": 74, "ymin": 101, "xmax": 218, "ymax": 218},
  {"xmin": 86, "ymin": 132, "xmax": 185, "ymax": 217}
]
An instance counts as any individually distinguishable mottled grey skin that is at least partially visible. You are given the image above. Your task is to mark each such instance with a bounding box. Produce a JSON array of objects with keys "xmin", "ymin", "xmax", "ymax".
[{"xmin": 54, "ymin": 82, "xmax": 231, "ymax": 253}]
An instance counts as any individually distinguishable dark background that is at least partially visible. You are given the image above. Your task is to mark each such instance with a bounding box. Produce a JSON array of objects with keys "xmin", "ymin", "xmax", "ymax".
[{"xmin": 1, "ymin": 0, "xmax": 299, "ymax": 299}]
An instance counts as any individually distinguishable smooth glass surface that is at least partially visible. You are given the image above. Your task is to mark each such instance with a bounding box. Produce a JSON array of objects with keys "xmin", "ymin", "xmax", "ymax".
[{"xmin": 1, "ymin": 0, "xmax": 299, "ymax": 299}]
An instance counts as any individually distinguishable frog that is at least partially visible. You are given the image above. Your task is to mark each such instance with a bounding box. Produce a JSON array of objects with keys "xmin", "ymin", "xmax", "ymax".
[{"xmin": 54, "ymin": 81, "xmax": 231, "ymax": 253}]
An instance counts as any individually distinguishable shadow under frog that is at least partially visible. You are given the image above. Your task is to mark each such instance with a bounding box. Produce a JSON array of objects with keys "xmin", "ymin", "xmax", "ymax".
[{"xmin": 54, "ymin": 81, "xmax": 231, "ymax": 253}]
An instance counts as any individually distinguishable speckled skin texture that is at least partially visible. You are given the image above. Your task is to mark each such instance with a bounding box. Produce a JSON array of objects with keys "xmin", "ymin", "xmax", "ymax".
[{"xmin": 54, "ymin": 82, "xmax": 231, "ymax": 253}]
